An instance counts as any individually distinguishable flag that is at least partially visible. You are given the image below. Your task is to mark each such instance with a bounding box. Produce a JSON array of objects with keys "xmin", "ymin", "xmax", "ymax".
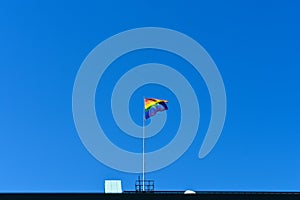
[{"xmin": 144, "ymin": 98, "xmax": 168, "ymax": 119}]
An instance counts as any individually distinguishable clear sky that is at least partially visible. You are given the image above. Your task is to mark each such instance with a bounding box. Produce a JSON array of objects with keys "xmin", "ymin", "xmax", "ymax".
[{"xmin": 1, "ymin": 0, "xmax": 300, "ymax": 192}]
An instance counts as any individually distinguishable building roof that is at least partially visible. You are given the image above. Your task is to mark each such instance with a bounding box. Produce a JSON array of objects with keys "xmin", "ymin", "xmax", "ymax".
[{"xmin": 1, "ymin": 192, "xmax": 300, "ymax": 200}]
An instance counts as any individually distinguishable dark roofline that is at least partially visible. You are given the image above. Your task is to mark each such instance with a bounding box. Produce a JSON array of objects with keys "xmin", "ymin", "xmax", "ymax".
[{"xmin": 0, "ymin": 192, "xmax": 300, "ymax": 200}]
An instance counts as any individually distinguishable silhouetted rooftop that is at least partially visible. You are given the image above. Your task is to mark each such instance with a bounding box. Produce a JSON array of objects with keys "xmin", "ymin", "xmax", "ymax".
[{"xmin": 1, "ymin": 191, "xmax": 300, "ymax": 200}]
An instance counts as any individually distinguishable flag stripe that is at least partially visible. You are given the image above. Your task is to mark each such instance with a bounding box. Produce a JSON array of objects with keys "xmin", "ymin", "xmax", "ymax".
[{"xmin": 144, "ymin": 98, "xmax": 168, "ymax": 119}]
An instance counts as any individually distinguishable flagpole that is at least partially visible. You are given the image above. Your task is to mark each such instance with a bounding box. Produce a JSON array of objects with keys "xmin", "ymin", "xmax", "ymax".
[{"xmin": 142, "ymin": 97, "xmax": 145, "ymax": 192}]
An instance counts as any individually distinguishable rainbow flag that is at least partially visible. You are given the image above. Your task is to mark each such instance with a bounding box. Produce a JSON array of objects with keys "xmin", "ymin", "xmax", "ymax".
[{"xmin": 144, "ymin": 98, "xmax": 168, "ymax": 119}]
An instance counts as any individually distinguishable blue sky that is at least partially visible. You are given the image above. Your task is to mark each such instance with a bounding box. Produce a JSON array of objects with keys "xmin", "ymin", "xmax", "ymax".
[{"xmin": 1, "ymin": 0, "xmax": 300, "ymax": 192}]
